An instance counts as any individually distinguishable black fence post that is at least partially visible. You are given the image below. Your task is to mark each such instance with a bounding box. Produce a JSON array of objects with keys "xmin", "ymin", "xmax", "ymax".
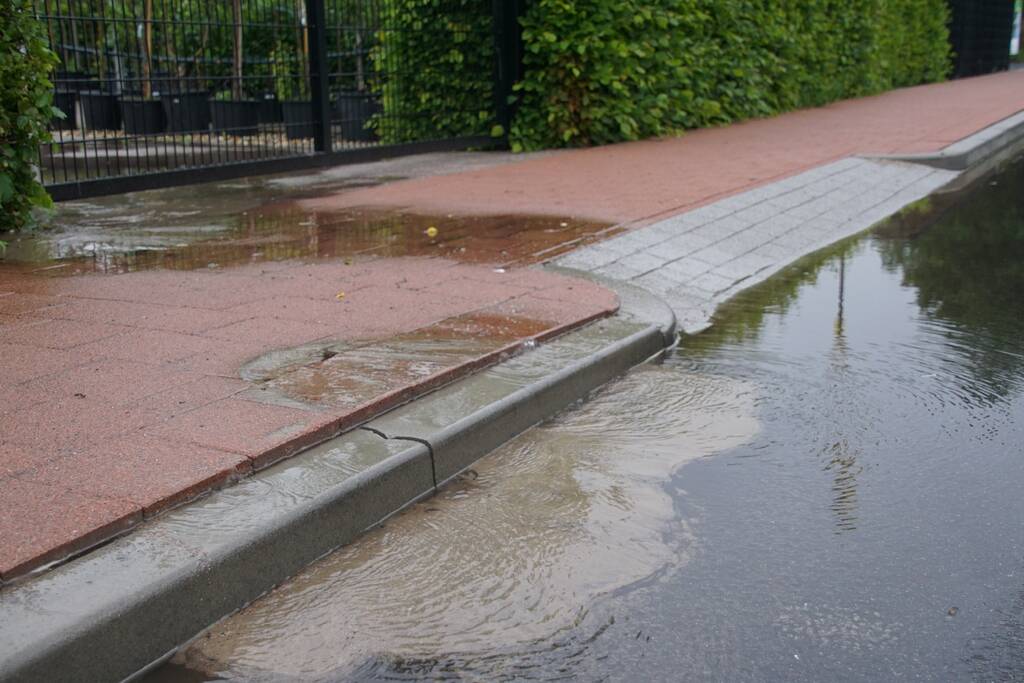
[
  {"xmin": 306, "ymin": 0, "xmax": 332, "ymax": 152},
  {"xmin": 492, "ymin": 0, "xmax": 524, "ymax": 139}
]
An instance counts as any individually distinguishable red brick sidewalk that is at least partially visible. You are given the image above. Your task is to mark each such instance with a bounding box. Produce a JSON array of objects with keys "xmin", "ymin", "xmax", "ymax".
[
  {"xmin": 307, "ymin": 70, "xmax": 1024, "ymax": 224},
  {"xmin": 0, "ymin": 259, "xmax": 616, "ymax": 579}
]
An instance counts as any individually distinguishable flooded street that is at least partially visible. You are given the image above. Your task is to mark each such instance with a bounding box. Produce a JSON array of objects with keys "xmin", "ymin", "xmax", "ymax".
[{"xmin": 145, "ymin": 157, "xmax": 1024, "ymax": 681}]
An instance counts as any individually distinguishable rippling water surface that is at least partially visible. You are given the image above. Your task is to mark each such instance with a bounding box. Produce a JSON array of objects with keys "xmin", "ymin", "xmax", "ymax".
[{"xmin": 152, "ymin": 158, "xmax": 1024, "ymax": 681}]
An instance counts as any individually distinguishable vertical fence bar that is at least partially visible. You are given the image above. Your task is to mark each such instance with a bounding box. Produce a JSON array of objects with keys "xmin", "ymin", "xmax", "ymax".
[
  {"xmin": 491, "ymin": 0, "xmax": 523, "ymax": 140},
  {"xmin": 305, "ymin": 0, "xmax": 331, "ymax": 152}
]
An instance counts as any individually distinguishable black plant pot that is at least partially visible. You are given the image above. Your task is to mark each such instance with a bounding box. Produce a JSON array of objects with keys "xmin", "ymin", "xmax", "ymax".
[
  {"xmin": 51, "ymin": 90, "xmax": 77, "ymax": 131},
  {"xmin": 334, "ymin": 91, "xmax": 381, "ymax": 142},
  {"xmin": 55, "ymin": 71, "xmax": 101, "ymax": 92},
  {"xmin": 210, "ymin": 100, "xmax": 260, "ymax": 136},
  {"xmin": 256, "ymin": 97, "xmax": 283, "ymax": 124},
  {"xmin": 79, "ymin": 91, "xmax": 121, "ymax": 131},
  {"xmin": 162, "ymin": 92, "xmax": 211, "ymax": 132},
  {"xmin": 120, "ymin": 98, "xmax": 166, "ymax": 135},
  {"xmin": 282, "ymin": 100, "xmax": 314, "ymax": 139}
]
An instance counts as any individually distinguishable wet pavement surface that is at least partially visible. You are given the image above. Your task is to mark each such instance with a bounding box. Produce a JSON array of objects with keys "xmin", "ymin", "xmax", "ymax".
[
  {"xmin": 154, "ymin": 157, "xmax": 1024, "ymax": 681},
  {"xmin": 303, "ymin": 70, "xmax": 1024, "ymax": 224},
  {"xmin": 0, "ymin": 166, "xmax": 618, "ymax": 580}
]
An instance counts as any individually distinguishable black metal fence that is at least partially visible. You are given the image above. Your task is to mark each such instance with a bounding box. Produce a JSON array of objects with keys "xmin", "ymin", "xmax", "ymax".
[{"xmin": 38, "ymin": 0, "xmax": 519, "ymax": 200}]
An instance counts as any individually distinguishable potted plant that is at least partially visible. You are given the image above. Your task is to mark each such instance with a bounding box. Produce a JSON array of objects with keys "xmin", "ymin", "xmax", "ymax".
[
  {"xmin": 162, "ymin": 81, "xmax": 211, "ymax": 133},
  {"xmin": 79, "ymin": 89, "xmax": 121, "ymax": 131},
  {"xmin": 331, "ymin": 31, "xmax": 380, "ymax": 142},
  {"xmin": 272, "ymin": 41, "xmax": 313, "ymax": 139},
  {"xmin": 333, "ymin": 91, "xmax": 380, "ymax": 142},
  {"xmin": 209, "ymin": 91, "xmax": 260, "ymax": 135},
  {"xmin": 209, "ymin": 0, "xmax": 260, "ymax": 136},
  {"xmin": 256, "ymin": 92, "xmax": 283, "ymax": 124},
  {"xmin": 118, "ymin": 0, "xmax": 164, "ymax": 134},
  {"xmin": 52, "ymin": 70, "xmax": 102, "ymax": 128}
]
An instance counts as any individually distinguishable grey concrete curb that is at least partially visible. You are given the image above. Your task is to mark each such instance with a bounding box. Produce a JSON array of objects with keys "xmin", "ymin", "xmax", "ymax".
[
  {"xmin": 0, "ymin": 280, "xmax": 675, "ymax": 683},
  {"xmin": 878, "ymin": 110, "xmax": 1024, "ymax": 171}
]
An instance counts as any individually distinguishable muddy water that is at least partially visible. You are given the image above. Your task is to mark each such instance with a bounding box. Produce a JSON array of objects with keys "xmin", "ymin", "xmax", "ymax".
[
  {"xmin": 1, "ymin": 175, "xmax": 613, "ymax": 275},
  {"xmin": 167, "ymin": 368, "xmax": 757, "ymax": 679},
  {"xmin": 153, "ymin": 157, "xmax": 1024, "ymax": 681}
]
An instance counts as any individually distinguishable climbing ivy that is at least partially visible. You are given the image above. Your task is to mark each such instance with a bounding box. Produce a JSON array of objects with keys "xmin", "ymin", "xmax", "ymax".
[{"xmin": 1, "ymin": 0, "xmax": 60, "ymax": 234}]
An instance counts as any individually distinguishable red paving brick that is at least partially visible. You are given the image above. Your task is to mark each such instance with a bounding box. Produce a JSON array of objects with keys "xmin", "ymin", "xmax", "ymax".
[
  {"xmin": 0, "ymin": 478, "xmax": 140, "ymax": 580},
  {"xmin": 2, "ymin": 71, "xmax": 1022, "ymax": 580},
  {"xmin": 21, "ymin": 434, "xmax": 251, "ymax": 516},
  {"xmin": 305, "ymin": 70, "xmax": 1024, "ymax": 224},
  {"xmin": 0, "ymin": 444, "xmax": 38, "ymax": 478},
  {"xmin": 147, "ymin": 397, "xmax": 326, "ymax": 459},
  {"xmin": 0, "ymin": 318, "xmax": 128, "ymax": 350}
]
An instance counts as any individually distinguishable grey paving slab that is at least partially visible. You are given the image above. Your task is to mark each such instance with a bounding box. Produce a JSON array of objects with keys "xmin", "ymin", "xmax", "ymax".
[
  {"xmin": 594, "ymin": 261, "xmax": 647, "ymax": 281},
  {"xmin": 616, "ymin": 251, "xmax": 669, "ymax": 275},
  {"xmin": 555, "ymin": 156, "xmax": 958, "ymax": 334},
  {"xmin": 690, "ymin": 270, "xmax": 738, "ymax": 296},
  {"xmin": 659, "ymin": 258, "xmax": 714, "ymax": 283},
  {"xmin": 688, "ymin": 245, "xmax": 737, "ymax": 267}
]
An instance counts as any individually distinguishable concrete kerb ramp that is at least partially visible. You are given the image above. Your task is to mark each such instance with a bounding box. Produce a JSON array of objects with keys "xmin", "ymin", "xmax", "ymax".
[
  {"xmin": 0, "ymin": 277, "xmax": 676, "ymax": 683},
  {"xmin": 878, "ymin": 110, "xmax": 1024, "ymax": 175}
]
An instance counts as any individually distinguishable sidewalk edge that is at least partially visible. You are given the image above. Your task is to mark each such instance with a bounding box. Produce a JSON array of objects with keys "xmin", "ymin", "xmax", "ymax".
[
  {"xmin": 874, "ymin": 110, "xmax": 1024, "ymax": 171},
  {"xmin": 0, "ymin": 282, "xmax": 676, "ymax": 683}
]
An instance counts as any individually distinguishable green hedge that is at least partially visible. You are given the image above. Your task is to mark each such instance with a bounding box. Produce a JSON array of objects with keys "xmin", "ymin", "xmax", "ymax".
[
  {"xmin": 511, "ymin": 0, "xmax": 951, "ymax": 150},
  {"xmin": 372, "ymin": 0, "xmax": 497, "ymax": 144},
  {"xmin": 376, "ymin": 0, "xmax": 950, "ymax": 151},
  {"xmin": 1, "ymin": 0, "xmax": 59, "ymax": 234}
]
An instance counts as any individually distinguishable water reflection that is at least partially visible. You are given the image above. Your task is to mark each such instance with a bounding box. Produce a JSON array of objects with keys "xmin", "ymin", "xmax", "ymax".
[
  {"xmin": 875, "ymin": 156, "xmax": 1024, "ymax": 404},
  {"xmin": 171, "ymin": 367, "xmax": 758, "ymax": 680},
  {"xmin": 1, "ymin": 188, "xmax": 613, "ymax": 275}
]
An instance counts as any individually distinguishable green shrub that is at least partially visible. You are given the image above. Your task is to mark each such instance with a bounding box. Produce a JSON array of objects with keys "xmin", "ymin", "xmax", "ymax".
[
  {"xmin": 1, "ymin": 0, "xmax": 60, "ymax": 233},
  {"xmin": 510, "ymin": 0, "xmax": 951, "ymax": 150},
  {"xmin": 371, "ymin": 0, "xmax": 496, "ymax": 144},
  {"xmin": 374, "ymin": 0, "xmax": 950, "ymax": 151}
]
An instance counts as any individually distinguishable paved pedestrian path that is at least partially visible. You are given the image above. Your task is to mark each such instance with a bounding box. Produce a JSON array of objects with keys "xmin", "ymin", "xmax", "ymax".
[
  {"xmin": 308, "ymin": 69, "xmax": 1024, "ymax": 225},
  {"xmin": 0, "ymin": 259, "xmax": 615, "ymax": 579},
  {"xmin": 557, "ymin": 157, "xmax": 956, "ymax": 332}
]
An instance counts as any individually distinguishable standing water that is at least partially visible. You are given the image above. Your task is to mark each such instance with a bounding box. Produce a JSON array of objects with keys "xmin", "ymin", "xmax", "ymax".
[{"xmin": 150, "ymin": 157, "xmax": 1024, "ymax": 681}]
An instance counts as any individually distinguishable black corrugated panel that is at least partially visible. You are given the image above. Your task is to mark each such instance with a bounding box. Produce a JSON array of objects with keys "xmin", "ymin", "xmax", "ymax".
[{"xmin": 949, "ymin": 0, "xmax": 1015, "ymax": 77}]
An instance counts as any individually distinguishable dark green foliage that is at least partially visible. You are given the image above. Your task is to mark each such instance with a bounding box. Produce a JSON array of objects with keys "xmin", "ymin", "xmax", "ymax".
[
  {"xmin": 371, "ymin": 0, "xmax": 497, "ymax": 143},
  {"xmin": 374, "ymin": 0, "xmax": 950, "ymax": 150},
  {"xmin": 1, "ymin": 0, "xmax": 60, "ymax": 233},
  {"xmin": 511, "ymin": 0, "xmax": 952, "ymax": 150}
]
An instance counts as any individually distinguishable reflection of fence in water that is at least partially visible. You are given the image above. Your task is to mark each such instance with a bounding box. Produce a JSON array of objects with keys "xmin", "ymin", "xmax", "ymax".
[{"xmin": 39, "ymin": 207, "xmax": 437, "ymax": 274}]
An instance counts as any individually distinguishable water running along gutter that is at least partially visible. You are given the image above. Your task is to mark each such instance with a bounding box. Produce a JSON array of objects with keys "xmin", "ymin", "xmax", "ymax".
[{"xmin": 0, "ymin": 279, "xmax": 675, "ymax": 683}]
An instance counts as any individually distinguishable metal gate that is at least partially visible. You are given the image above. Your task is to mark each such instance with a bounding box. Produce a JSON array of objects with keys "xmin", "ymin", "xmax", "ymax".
[{"xmin": 37, "ymin": 0, "xmax": 520, "ymax": 200}]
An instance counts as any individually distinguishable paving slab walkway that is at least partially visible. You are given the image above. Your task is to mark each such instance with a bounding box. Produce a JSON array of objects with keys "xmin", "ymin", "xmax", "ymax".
[
  {"xmin": 0, "ymin": 259, "xmax": 616, "ymax": 579},
  {"xmin": 557, "ymin": 157, "xmax": 957, "ymax": 332}
]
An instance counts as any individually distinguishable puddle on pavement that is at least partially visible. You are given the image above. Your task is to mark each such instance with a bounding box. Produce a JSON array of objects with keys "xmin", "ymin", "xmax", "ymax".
[
  {"xmin": 163, "ymin": 367, "xmax": 758, "ymax": 680},
  {"xmin": 0, "ymin": 175, "xmax": 615, "ymax": 276},
  {"xmin": 241, "ymin": 312, "xmax": 561, "ymax": 411},
  {"xmin": 148, "ymin": 156, "xmax": 1024, "ymax": 681}
]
